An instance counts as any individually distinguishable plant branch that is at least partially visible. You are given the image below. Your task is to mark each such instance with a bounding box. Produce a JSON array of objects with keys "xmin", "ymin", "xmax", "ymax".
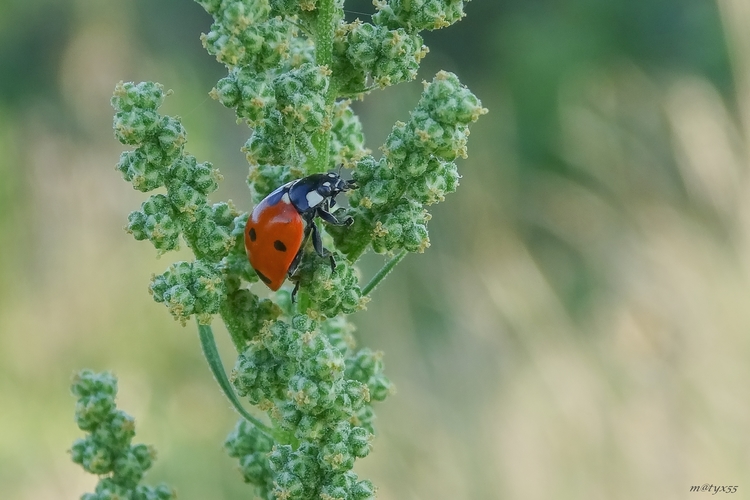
[
  {"xmin": 311, "ymin": 0, "xmax": 338, "ymax": 173},
  {"xmin": 362, "ymin": 249, "xmax": 407, "ymax": 296},
  {"xmin": 196, "ymin": 320, "xmax": 275, "ymax": 439}
]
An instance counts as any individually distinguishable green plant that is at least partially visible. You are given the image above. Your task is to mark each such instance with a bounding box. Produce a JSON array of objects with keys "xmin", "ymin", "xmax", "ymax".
[
  {"xmin": 73, "ymin": 1, "xmax": 485, "ymax": 498},
  {"xmin": 70, "ymin": 370, "xmax": 176, "ymax": 500}
]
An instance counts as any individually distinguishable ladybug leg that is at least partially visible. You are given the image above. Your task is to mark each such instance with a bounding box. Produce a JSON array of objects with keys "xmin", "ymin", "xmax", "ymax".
[
  {"xmin": 310, "ymin": 221, "xmax": 336, "ymax": 272},
  {"xmin": 317, "ymin": 207, "xmax": 354, "ymax": 227},
  {"xmin": 287, "ymin": 224, "xmax": 313, "ymax": 278},
  {"xmin": 291, "ymin": 279, "xmax": 301, "ymax": 302}
]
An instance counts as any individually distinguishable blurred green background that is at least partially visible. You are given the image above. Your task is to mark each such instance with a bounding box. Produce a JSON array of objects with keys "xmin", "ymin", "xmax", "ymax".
[{"xmin": 2, "ymin": 0, "xmax": 750, "ymax": 498}]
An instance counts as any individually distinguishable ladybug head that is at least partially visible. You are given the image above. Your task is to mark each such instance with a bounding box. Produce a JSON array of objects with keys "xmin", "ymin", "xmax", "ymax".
[
  {"xmin": 318, "ymin": 172, "xmax": 357, "ymax": 198},
  {"xmin": 288, "ymin": 171, "xmax": 358, "ymax": 212}
]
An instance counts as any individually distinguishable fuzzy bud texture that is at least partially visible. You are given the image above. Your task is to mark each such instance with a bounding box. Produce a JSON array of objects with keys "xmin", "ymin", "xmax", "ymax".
[{"xmin": 71, "ymin": 370, "xmax": 175, "ymax": 500}]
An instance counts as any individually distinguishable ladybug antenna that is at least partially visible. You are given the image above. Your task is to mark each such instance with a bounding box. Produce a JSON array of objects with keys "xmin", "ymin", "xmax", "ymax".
[{"xmin": 337, "ymin": 164, "xmax": 343, "ymax": 176}]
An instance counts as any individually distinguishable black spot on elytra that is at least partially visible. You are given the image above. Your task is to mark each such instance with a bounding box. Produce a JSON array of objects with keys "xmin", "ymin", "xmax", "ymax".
[
  {"xmin": 248, "ymin": 227, "xmax": 256, "ymax": 241},
  {"xmin": 254, "ymin": 268, "xmax": 272, "ymax": 285},
  {"xmin": 274, "ymin": 240, "xmax": 287, "ymax": 252}
]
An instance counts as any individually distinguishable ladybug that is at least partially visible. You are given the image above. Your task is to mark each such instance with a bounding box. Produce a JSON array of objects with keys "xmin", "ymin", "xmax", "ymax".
[{"xmin": 244, "ymin": 171, "xmax": 356, "ymax": 297}]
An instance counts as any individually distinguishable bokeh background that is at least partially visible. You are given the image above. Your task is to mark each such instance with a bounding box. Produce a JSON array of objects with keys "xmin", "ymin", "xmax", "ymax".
[{"xmin": 2, "ymin": 0, "xmax": 750, "ymax": 498}]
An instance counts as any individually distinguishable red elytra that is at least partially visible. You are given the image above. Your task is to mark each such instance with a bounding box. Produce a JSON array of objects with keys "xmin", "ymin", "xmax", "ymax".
[
  {"xmin": 244, "ymin": 191, "xmax": 304, "ymax": 290},
  {"xmin": 244, "ymin": 172, "xmax": 356, "ymax": 295}
]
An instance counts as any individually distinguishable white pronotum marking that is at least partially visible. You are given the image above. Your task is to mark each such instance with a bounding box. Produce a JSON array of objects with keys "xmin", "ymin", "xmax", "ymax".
[
  {"xmin": 306, "ymin": 191, "xmax": 324, "ymax": 207},
  {"xmin": 281, "ymin": 193, "xmax": 291, "ymax": 204}
]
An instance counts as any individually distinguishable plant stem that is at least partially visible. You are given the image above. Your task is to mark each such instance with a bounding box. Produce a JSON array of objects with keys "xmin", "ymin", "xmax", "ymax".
[
  {"xmin": 311, "ymin": 0, "xmax": 338, "ymax": 173},
  {"xmin": 196, "ymin": 320, "xmax": 275, "ymax": 439},
  {"xmin": 362, "ymin": 249, "xmax": 408, "ymax": 296}
]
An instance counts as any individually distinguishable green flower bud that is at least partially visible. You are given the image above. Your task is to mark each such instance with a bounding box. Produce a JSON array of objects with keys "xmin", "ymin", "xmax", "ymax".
[
  {"xmin": 278, "ymin": 400, "xmax": 303, "ymax": 429},
  {"xmin": 320, "ymin": 440, "xmax": 354, "ymax": 472},
  {"xmin": 244, "ymin": 110, "xmax": 294, "ymax": 166},
  {"xmin": 116, "ymin": 150, "xmax": 165, "ymax": 192},
  {"xmin": 274, "ymin": 63, "xmax": 329, "ymax": 136},
  {"xmin": 89, "ymin": 479, "xmax": 132, "ymax": 500},
  {"xmin": 371, "ymin": 199, "xmax": 430, "ymax": 253},
  {"xmin": 295, "ymin": 252, "xmax": 363, "ymax": 317},
  {"xmin": 328, "ymin": 420, "xmax": 351, "ymax": 444},
  {"xmin": 296, "ymin": 414, "xmax": 327, "ymax": 440},
  {"xmin": 233, "ymin": 340, "xmax": 290, "ymax": 403},
  {"xmin": 373, "ymin": 29, "xmax": 425, "ymax": 87},
  {"xmin": 404, "ymin": 159, "xmax": 460, "ymax": 205},
  {"xmin": 112, "ymin": 81, "xmax": 165, "ymax": 114},
  {"xmin": 346, "ymin": 349, "xmax": 393, "ymax": 402},
  {"xmin": 268, "ymin": 444, "xmax": 292, "ymax": 471},
  {"xmin": 226, "ymin": 419, "xmax": 275, "ymax": 457},
  {"xmin": 238, "ymin": 452, "xmax": 272, "ymax": 485},
  {"xmin": 71, "ymin": 371, "xmax": 117, "ymax": 430},
  {"xmin": 248, "ymin": 163, "xmax": 294, "ymax": 202},
  {"xmin": 330, "ymin": 100, "xmax": 367, "ymax": 167},
  {"xmin": 113, "ymin": 108, "xmax": 161, "ymax": 146},
  {"xmin": 225, "ymin": 420, "xmax": 274, "ymax": 493},
  {"xmin": 350, "ymin": 479, "xmax": 376, "ymax": 500},
  {"xmin": 168, "ymin": 184, "xmax": 206, "ymax": 222},
  {"xmin": 273, "ymin": 470, "xmax": 306, "ymax": 500},
  {"xmin": 133, "ymin": 484, "xmax": 176, "ymax": 500},
  {"xmin": 221, "ymin": 288, "xmax": 281, "ymax": 346},
  {"xmin": 343, "ymin": 23, "xmax": 427, "ymax": 88},
  {"xmin": 71, "ymin": 436, "xmax": 114, "ymax": 475},
  {"xmin": 166, "ymin": 155, "xmax": 219, "ymax": 196},
  {"xmin": 288, "ymin": 374, "xmax": 322, "ymax": 412},
  {"xmin": 286, "ymin": 446, "xmax": 321, "ymax": 484},
  {"xmin": 350, "ymin": 156, "xmax": 398, "ymax": 208},
  {"xmin": 346, "ymin": 22, "xmax": 383, "ymax": 71},
  {"xmin": 213, "ymin": 68, "xmax": 276, "ymax": 125},
  {"xmin": 421, "ymin": 70, "xmax": 488, "ymax": 124},
  {"xmin": 332, "ymin": 23, "xmax": 368, "ymax": 96},
  {"xmin": 92, "ymin": 410, "xmax": 136, "ymax": 450},
  {"xmin": 71, "ymin": 371, "xmax": 173, "ymax": 498},
  {"xmin": 341, "ymin": 379, "xmax": 370, "ymax": 411},
  {"xmin": 348, "ymin": 426, "xmax": 372, "ymax": 458},
  {"xmin": 262, "ymin": 318, "xmax": 296, "ymax": 358},
  {"xmin": 302, "ymin": 345, "xmax": 345, "ymax": 381},
  {"xmin": 373, "ymin": 0, "xmax": 468, "ymax": 32},
  {"xmin": 351, "ymin": 405, "xmax": 376, "ymax": 434},
  {"xmin": 320, "ymin": 316, "xmax": 356, "ymax": 355},
  {"xmin": 156, "ymin": 116, "xmax": 187, "ymax": 161},
  {"xmin": 319, "ymin": 484, "xmax": 348, "ymax": 500},
  {"xmin": 127, "ymin": 195, "xmax": 180, "ymax": 253},
  {"xmin": 150, "ymin": 261, "xmax": 224, "ymax": 325},
  {"xmin": 112, "ymin": 444, "xmax": 154, "ymax": 489}
]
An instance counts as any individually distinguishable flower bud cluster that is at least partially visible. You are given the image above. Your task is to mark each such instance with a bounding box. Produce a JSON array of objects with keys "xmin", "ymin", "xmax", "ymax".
[
  {"xmin": 373, "ymin": 0, "xmax": 469, "ymax": 33},
  {"xmin": 150, "ymin": 261, "xmax": 225, "ymax": 325},
  {"xmin": 225, "ymin": 419, "xmax": 276, "ymax": 498},
  {"xmin": 330, "ymin": 99, "xmax": 368, "ymax": 167},
  {"xmin": 334, "ymin": 21, "xmax": 428, "ymax": 91},
  {"xmin": 113, "ymin": 82, "xmax": 236, "ymax": 261},
  {"xmin": 113, "ymin": 82, "xmax": 251, "ymax": 325},
  {"xmin": 330, "ymin": 71, "xmax": 486, "ymax": 259},
  {"xmin": 267, "ymin": 430, "xmax": 375, "ymax": 500},
  {"xmin": 230, "ymin": 63, "xmax": 331, "ymax": 167},
  {"xmin": 70, "ymin": 370, "xmax": 175, "ymax": 500},
  {"xmin": 295, "ymin": 251, "xmax": 364, "ymax": 317},
  {"xmin": 200, "ymin": 0, "xmax": 332, "ymax": 171},
  {"xmin": 198, "ymin": 0, "xmax": 290, "ymax": 70},
  {"xmin": 228, "ymin": 314, "xmax": 387, "ymax": 498}
]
